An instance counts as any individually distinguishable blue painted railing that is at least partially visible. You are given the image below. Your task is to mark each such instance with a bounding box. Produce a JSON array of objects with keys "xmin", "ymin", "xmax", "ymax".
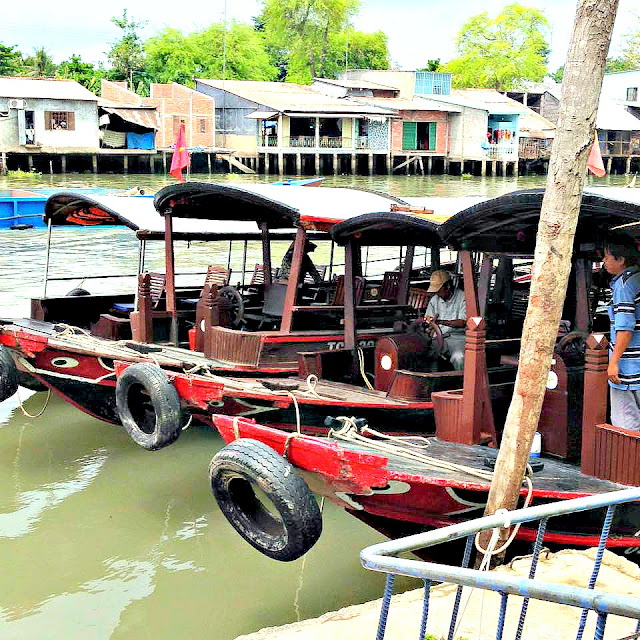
[{"xmin": 361, "ymin": 487, "xmax": 640, "ymax": 640}]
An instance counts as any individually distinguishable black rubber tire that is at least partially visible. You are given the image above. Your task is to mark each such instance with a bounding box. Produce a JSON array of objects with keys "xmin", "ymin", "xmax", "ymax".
[
  {"xmin": 66, "ymin": 287, "xmax": 91, "ymax": 297},
  {"xmin": 209, "ymin": 438, "xmax": 322, "ymax": 561},
  {"xmin": 16, "ymin": 370, "xmax": 47, "ymax": 392},
  {"xmin": 0, "ymin": 346, "xmax": 19, "ymax": 402},
  {"xmin": 115, "ymin": 363, "xmax": 182, "ymax": 450}
]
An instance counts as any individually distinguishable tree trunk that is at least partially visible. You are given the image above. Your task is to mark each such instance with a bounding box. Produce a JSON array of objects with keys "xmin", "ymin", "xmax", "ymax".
[{"xmin": 484, "ymin": 0, "xmax": 619, "ymax": 524}]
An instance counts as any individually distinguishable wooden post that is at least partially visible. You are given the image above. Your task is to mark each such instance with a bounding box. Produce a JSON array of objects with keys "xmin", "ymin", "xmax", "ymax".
[
  {"xmin": 484, "ymin": 0, "xmax": 619, "ymax": 531},
  {"xmin": 131, "ymin": 273, "xmax": 153, "ymax": 343},
  {"xmin": 343, "ymin": 240, "xmax": 357, "ymax": 351},
  {"xmin": 581, "ymin": 333, "xmax": 610, "ymax": 475},
  {"xmin": 398, "ymin": 245, "xmax": 414, "ymax": 305},
  {"xmin": 280, "ymin": 227, "xmax": 306, "ymax": 333},
  {"xmin": 460, "ymin": 250, "xmax": 479, "ymax": 317},
  {"xmin": 260, "ymin": 222, "xmax": 272, "ymax": 285},
  {"xmin": 164, "ymin": 213, "xmax": 178, "ymax": 344},
  {"xmin": 477, "ymin": 255, "xmax": 493, "ymax": 317},
  {"xmin": 196, "ymin": 284, "xmax": 219, "ymax": 353},
  {"xmin": 460, "ymin": 316, "xmax": 496, "ymax": 445}
]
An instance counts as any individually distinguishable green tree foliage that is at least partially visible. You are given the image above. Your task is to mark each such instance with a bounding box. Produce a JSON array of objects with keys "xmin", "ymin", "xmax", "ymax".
[
  {"xmin": 262, "ymin": 0, "xmax": 360, "ymax": 82},
  {"xmin": 606, "ymin": 13, "xmax": 640, "ymax": 72},
  {"xmin": 329, "ymin": 29, "xmax": 389, "ymax": 76},
  {"xmin": 145, "ymin": 23, "xmax": 277, "ymax": 85},
  {"xmin": 444, "ymin": 3, "xmax": 549, "ymax": 90},
  {"xmin": 0, "ymin": 43, "xmax": 24, "ymax": 76},
  {"xmin": 23, "ymin": 47, "xmax": 56, "ymax": 77},
  {"xmin": 551, "ymin": 65, "xmax": 563, "ymax": 83},
  {"xmin": 57, "ymin": 55, "xmax": 105, "ymax": 93},
  {"xmin": 418, "ymin": 59, "xmax": 442, "ymax": 72},
  {"xmin": 107, "ymin": 9, "xmax": 147, "ymax": 90}
]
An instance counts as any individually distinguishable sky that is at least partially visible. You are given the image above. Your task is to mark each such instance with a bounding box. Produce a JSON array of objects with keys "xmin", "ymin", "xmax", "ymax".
[{"xmin": 1, "ymin": 0, "xmax": 637, "ymax": 74}]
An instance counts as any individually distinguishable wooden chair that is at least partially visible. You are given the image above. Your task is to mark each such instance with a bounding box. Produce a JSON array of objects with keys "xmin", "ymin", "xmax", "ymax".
[
  {"xmin": 331, "ymin": 275, "xmax": 366, "ymax": 306},
  {"xmin": 204, "ymin": 265, "xmax": 231, "ymax": 287},
  {"xmin": 303, "ymin": 264, "xmax": 327, "ymax": 285},
  {"xmin": 113, "ymin": 272, "xmax": 166, "ymax": 314},
  {"xmin": 408, "ymin": 287, "xmax": 431, "ymax": 313},
  {"xmin": 249, "ymin": 263, "xmax": 277, "ymax": 285},
  {"xmin": 378, "ymin": 271, "xmax": 402, "ymax": 303},
  {"xmin": 129, "ymin": 272, "xmax": 172, "ymax": 342}
]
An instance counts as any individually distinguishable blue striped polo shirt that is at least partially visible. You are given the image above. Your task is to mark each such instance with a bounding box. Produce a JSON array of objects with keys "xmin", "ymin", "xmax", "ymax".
[{"xmin": 608, "ymin": 265, "xmax": 640, "ymax": 390}]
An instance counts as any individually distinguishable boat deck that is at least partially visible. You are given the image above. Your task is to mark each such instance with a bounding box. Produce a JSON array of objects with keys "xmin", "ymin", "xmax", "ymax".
[{"xmin": 332, "ymin": 436, "xmax": 630, "ymax": 496}]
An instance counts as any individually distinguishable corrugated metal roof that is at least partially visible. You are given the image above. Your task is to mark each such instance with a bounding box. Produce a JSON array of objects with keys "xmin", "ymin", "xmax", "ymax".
[
  {"xmin": 0, "ymin": 77, "xmax": 98, "ymax": 102},
  {"xmin": 518, "ymin": 110, "xmax": 556, "ymax": 138},
  {"xmin": 597, "ymin": 100, "xmax": 640, "ymax": 131},
  {"xmin": 196, "ymin": 79, "xmax": 394, "ymax": 115},
  {"xmin": 453, "ymin": 89, "xmax": 530, "ymax": 115},
  {"xmin": 101, "ymin": 106, "xmax": 159, "ymax": 130},
  {"xmin": 312, "ymin": 77, "xmax": 399, "ymax": 91},
  {"xmin": 357, "ymin": 96, "xmax": 462, "ymax": 113}
]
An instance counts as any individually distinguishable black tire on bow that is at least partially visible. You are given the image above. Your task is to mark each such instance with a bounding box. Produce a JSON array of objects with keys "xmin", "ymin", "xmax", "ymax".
[
  {"xmin": 115, "ymin": 363, "xmax": 182, "ymax": 451},
  {"xmin": 0, "ymin": 346, "xmax": 19, "ymax": 402},
  {"xmin": 66, "ymin": 287, "xmax": 91, "ymax": 297},
  {"xmin": 209, "ymin": 438, "xmax": 322, "ymax": 562},
  {"xmin": 219, "ymin": 285, "xmax": 245, "ymax": 327},
  {"xmin": 16, "ymin": 370, "xmax": 47, "ymax": 392}
]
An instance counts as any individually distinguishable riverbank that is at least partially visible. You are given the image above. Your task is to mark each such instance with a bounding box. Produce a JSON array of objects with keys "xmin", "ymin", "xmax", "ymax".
[{"xmin": 237, "ymin": 549, "xmax": 640, "ymax": 640}]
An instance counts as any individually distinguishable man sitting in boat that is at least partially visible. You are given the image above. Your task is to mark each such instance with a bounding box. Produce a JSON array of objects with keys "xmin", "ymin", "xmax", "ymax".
[
  {"xmin": 279, "ymin": 239, "xmax": 323, "ymax": 284},
  {"xmin": 424, "ymin": 270, "xmax": 467, "ymax": 369},
  {"xmin": 603, "ymin": 235, "xmax": 640, "ymax": 432}
]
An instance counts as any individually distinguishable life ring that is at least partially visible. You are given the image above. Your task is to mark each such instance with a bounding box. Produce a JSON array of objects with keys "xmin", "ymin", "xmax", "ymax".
[
  {"xmin": 115, "ymin": 363, "xmax": 182, "ymax": 450},
  {"xmin": 209, "ymin": 438, "xmax": 322, "ymax": 562},
  {"xmin": 0, "ymin": 346, "xmax": 19, "ymax": 402}
]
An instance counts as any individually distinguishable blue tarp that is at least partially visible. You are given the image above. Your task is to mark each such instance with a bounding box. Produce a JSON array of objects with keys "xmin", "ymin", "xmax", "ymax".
[{"xmin": 126, "ymin": 132, "xmax": 155, "ymax": 150}]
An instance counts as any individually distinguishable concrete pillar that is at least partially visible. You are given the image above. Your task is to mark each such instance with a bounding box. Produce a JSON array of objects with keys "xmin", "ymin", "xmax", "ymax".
[
  {"xmin": 149, "ymin": 155, "xmax": 155, "ymax": 174},
  {"xmin": 501, "ymin": 160, "xmax": 507, "ymax": 177},
  {"xmin": 387, "ymin": 153, "xmax": 393, "ymax": 175},
  {"xmin": 315, "ymin": 153, "xmax": 320, "ymax": 175},
  {"xmin": 0, "ymin": 152, "xmax": 6, "ymax": 176},
  {"xmin": 27, "ymin": 155, "xmax": 33, "ymax": 171},
  {"xmin": 351, "ymin": 153, "xmax": 357, "ymax": 174},
  {"xmin": 427, "ymin": 156, "xmax": 433, "ymax": 175},
  {"xmin": 92, "ymin": 155, "xmax": 98, "ymax": 173},
  {"xmin": 162, "ymin": 151, "xmax": 167, "ymax": 174},
  {"xmin": 481, "ymin": 159, "xmax": 486, "ymax": 177},
  {"xmin": 333, "ymin": 153, "xmax": 338, "ymax": 175},
  {"xmin": 123, "ymin": 155, "xmax": 128, "ymax": 174},
  {"xmin": 61, "ymin": 155, "xmax": 67, "ymax": 173},
  {"xmin": 278, "ymin": 152, "xmax": 284, "ymax": 176},
  {"xmin": 296, "ymin": 153, "xmax": 302, "ymax": 175},
  {"xmin": 492, "ymin": 160, "xmax": 497, "ymax": 176},
  {"xmin": 368, "ymin": 153, "xmax": 374, "ymax": 175},
  {"xmin": 626, "ymin": 156, "xmax": 632, "ymax": 175},
  {"xmin": 513, "ymin": 161, "xmax": 519, "ymax": 176},
  {"xmin": 405, "ymin": 154, "xmax": 410, "ymax": 175},
  {"xmin": 444, "ymin": 157, "xmax": 450, "ymax": 174},
  {"xmin": 265, "ymin": 153, "xmax": 270, "ymax": 174},
  {"xmin": 207, "ymin": 153, "xmax": 211, "ymax": 174},
  {"xmin": 606, "ymin": 157, "xmax": 612, "ymax": 174}
]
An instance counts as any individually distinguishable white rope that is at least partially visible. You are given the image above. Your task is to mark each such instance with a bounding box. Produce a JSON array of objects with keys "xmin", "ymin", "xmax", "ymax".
[
  {"xmin": 357, "ymin": 347, "xmax": 375, "ymax": 391},
  {"xmin": 16, "ymin": 387, "xmax": 51, "ymax": 418}
]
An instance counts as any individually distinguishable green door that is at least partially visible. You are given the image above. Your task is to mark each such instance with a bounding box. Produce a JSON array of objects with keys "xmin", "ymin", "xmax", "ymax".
[
  {"xmin": 428, "ymin": 122, "xmax": 437, "ymax": 151},
  {"xmin": 402, "ymin": 122, "xmax": 417, "ymax": 150}
]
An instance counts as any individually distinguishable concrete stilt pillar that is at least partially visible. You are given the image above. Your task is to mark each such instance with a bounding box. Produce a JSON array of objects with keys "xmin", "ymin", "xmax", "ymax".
[
  {"xmin": 28, "ymin": 155, "xmax": 33, "ymax": 171},
  {"xmin": 406, "ymin": 154, "xmax": 410, "ymax": 175},
  {"xmin": 444, "ymin": 157, "xmax": 450, "ymax": 174},
  {"xmin": 265, "ymin": 153, "xmax": 270, "ymax": 174},
  {"xmin": 333, "ymin": 153, "xmax": 338, "ymax": 175},
  {"xmin": 315, "ymin": 153, "xmax": 320, "ymax": 175},
  {"xmin": 278, "ymin": 152, "xmax": 284, "ymax": 175},
  {"xmin": 123, "ymin": 155, "xmax": 128, "ymax": 174},
  {"xmin": 351, "ymin": 154, "xmax": 356, "ymax": 174},
  {"xmin": 368, "ymin": 153, "xmax": 374, "ymax": 175},
  {"xmin": 61, "ymin": 155, "xmax": 67, "ymax": 173},
  {"xmin": 606, "ymin": 157, "xmax": 612, "ymax": 174},
  {"xmin": 388, "ymin": 153, "xmax": 393, "ymax": 175},
  {"xmin": 481, "ymin": 160, "xmax": 486, "ymax": 176},
  {"xmin": 0, "ymin": 151, "xmax": 6, "ymax": 176},
  {"xmin": 162, "ymin": 151, "xmax": 167, "ymax": 174},
  {"xmin": 513, "ymin": 161, "xmax": 519, "ymax": 176},
  {"xmin": 296, "ymin": 153, "xmax": 302, "ymax": 175},
  {"xmin": 207, "ymin": 153, "xmax": 211, "ymax": 173},
  {"xmin": 427, "ymin": 156, "xmax": 433, "ymax": 175},
  {"xmin": 491, "ymin": 160, "xmax": 496, "ymax": 176},
  {"xmin": 626, "ymin": 156, "xmax": 631, "ymax": 175},
  {"xmin": 149, "ymin": 155, "xmax": 155, "ymax": 174},
  {"xmin": 92, "ymin": 155, "xmax": 98, "ymax": 173},
  {"xmin": 501, "ymin": 160, "xmax": 507, "ymax": 177}
]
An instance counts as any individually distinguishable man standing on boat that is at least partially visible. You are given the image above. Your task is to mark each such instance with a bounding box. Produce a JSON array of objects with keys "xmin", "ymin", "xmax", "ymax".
[
  {"xmin": 604, "ymin": 236, "xmax": 640, "ymax": 431},
  {"xmin": 424, "ymin": 270, "xmax": 467, "ymax": 370},
  {"xmin": 279, "ymin": 239, "xmax": 323, "ymax": 284}
]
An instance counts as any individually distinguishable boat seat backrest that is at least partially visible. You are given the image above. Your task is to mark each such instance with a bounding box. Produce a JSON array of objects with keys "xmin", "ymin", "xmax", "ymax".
[
  {"xmin": 379, "ymin": 271, "xmax": 402, "ymax": 302},
  {"xmin": 204, "ymin": 265, "xmax": 231, "ymax": 287},
  {"xmin": 263, "ymin": 283, "xmax": 288, "ymax": 318},
  {"xmin": 249, "ymin": 264, "xmax": 277, "ymax": 285},
  {"xmin": 408, "ymin": 287, "xmax": 431, "ymax": 311},
  {"xmin": 147, "ymin": 272, "xmax": 167, "ymax": 308},
  {"xmin": 331, "ymin": 275, "xmax": 366, "ymax": 306},
  {"xmin": 303, "ymin": 264, "xmax": 327, "ymax": 284}
]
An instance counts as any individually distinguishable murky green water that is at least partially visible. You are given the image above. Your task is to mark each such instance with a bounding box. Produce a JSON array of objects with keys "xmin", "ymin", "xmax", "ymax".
[{"xmin": 0, "ymin": 170, "xmax": 628, "ymax": 639}]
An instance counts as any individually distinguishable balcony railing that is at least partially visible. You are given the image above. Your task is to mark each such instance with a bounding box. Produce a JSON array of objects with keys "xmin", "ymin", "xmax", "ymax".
[
  {"xmin": 599, "ymin": 140, "xmax": 640, "ymax": 156},
  {"xmin": 259, "ymin": 136, "xmax": 358, "ymax": 149},
  {"xmin": 484, "ymin": 143, "xmax": 518, "ymax": 159}
]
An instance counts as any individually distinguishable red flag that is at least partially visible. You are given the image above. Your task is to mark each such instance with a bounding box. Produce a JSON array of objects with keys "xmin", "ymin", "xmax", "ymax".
[
  {"xmin": 170, "ymin": 123, "xmax": 190, "ymax": 182},
  {"xmin": 587, "ymin": 134, "xmax": 606, "ymax": 177}
]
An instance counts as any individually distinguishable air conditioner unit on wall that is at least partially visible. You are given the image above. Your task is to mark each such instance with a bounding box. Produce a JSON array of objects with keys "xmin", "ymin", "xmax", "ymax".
[{"xmin": 8, "ymin": 99, "xmax": 26, "ymax": 110}]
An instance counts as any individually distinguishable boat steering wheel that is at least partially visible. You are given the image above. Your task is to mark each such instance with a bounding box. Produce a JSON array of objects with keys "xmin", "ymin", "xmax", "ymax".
[
  {"xmin": 410, "ymin": 317, "xmax": 445, "ymax": 357},
  {"xmin": 220, "ymin": 286, "xmax": 245, "ymax": 327}
]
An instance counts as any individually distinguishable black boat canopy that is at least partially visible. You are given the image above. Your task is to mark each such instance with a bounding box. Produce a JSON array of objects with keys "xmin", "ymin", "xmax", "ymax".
[
  {"xmin": 330, "ymin": 211, "xmax": 444, "ymax": 247},
  {"xmin": 439, "ymin": 188, "xmax": 640, "ymax": 254},
  {"xmin": 153, "ymin": 182, "xmax": 408, "ymax": 229}
]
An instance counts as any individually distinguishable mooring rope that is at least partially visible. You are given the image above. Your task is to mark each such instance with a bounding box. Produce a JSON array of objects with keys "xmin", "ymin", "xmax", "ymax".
[{"xmin": 16, "ymin": 387, "xmax": 51, "ymax": 418}]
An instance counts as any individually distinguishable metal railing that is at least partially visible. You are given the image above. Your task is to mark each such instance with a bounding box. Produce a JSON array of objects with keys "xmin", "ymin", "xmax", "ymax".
[
  {"xmin": 361, "ymin": 488, "xmax": 640, "ymax": 640},
  {"xmin": 484, "ymin": 143, "xmax": 518, "ymax": 159}
]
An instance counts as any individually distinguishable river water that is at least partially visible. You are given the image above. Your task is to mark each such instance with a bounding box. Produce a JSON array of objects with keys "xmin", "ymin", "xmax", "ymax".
[{"xmin": 0, "ymin": 170, "xmax": 625, "ymax": 639}]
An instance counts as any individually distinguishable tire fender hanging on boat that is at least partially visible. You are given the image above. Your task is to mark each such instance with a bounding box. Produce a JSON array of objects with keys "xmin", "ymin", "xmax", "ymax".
[
  {"xmin": 115, "ymin": 363, "xmax": 182, "ymax": 451},
  {"xmin": 0, "ymin": 346, "xmax": 19, "ymax": 402},
  {"xmin": 208, "ymin": 438, "xmax": 322, "ymax": 562}
]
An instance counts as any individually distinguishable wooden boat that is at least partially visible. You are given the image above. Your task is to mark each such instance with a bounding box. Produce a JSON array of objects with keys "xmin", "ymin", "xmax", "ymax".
[
  {"xmin": 0, "ymin": 183, "xmax": 458, "ymax": 447},
  {"xmin": 202, "ymin": 187, "xmax": 640, "ymax": 561}
]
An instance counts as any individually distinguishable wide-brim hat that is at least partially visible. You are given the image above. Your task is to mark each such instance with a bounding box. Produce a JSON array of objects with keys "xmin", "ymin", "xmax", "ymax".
[{"xmin": 427, "ymin": 270, "xmax": 450, "ymax": 293}]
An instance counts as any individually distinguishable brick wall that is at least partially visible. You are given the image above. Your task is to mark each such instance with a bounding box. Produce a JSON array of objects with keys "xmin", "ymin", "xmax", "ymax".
[
  {"xmin": 391, "ymin": 110, "xmax": 449, "ymax": 155},
  {"xmin": 101, "ymin": 80, "xmax": 141, "ymax": 105}
]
